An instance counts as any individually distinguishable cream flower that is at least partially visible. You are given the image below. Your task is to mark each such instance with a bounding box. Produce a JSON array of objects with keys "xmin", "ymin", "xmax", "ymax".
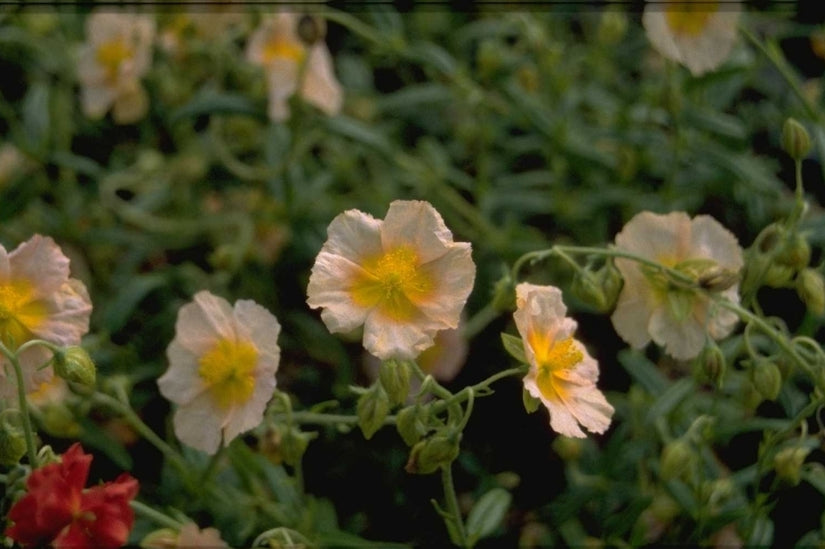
[
  {"xmin": 642, "ymin": 1, "xmax": 741, "ymax": 76},
  {"xmin": 157, "ymin": 291, "xmax": 280, "ymax": 454},
  {"xmin": 514, "ymin": 283, "xmax": 614, "ymax": 438},
  {"xmin": 77, "ymin": 11, "xmax": 155, "ymax": 124},
  {"xmin": 143, "ymin": 522, "xmax": 229, "ymax": 549},
  {"xmin": 0, "ymin": 235, "xmax": 92, "ymax": 401},
  {"xmin": 307, "ymin": 200, "xmax": 475, "ymax": 361},
  {"xmin": 611, "ymin": 211, "xmax": 743, "ymax": 360},
  {"xmin": 245, "ymin": 12, "xmax": 342, "ymax": 121}
]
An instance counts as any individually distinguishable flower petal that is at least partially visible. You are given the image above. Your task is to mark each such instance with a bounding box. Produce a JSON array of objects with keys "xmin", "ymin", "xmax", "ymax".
[{"xmin": 381, "ymin": 201, "xmax": 454, "ymax": 263}]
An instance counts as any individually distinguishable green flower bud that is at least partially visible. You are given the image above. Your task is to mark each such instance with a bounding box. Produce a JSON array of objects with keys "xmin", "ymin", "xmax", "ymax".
[
  {"xmin": 659, "ymin": 439, "xmax": 695, "ymax": 480},
  {"xmin": 405, "ymin": 431, "xmax": 461, "ymax": 475},
  {"xmin": 396, "ymin": 404, "xmax": 429, "ymax": 447},
  {"xmin": 796, "ymin": 268, "xmax": 825, "ymax": 315},
  {"xmin": 697, "ymin": 342, "xmax": 726, "ymax": 387},
  {"xmin": 552, "ymin": 436, "xmax": 582, "ymax": 462},
  {"xmin": 782, "ymin": 118, "xmax": 811, "ymax": 161},
  {"xmin": 139, "ymin": 527, "xmax": 179, "ymax": 548},
  {"xmin": 280, "ymin": 427, "xmax": 313, "ymax": 467},
  {"xmin": 697, "ymin": 266, "xmax": 740, "ymax": 293},
  {"xmin": 773, "ymin": 445, "xmax": 810, "ymax": 486},
  {"xmin": 777, "ymin": 233, "xmax": 811, "ymax": 271},
  {"xmin": 379, "ymin": 360, "xmax": 412, "ymax": 407},
  {"xmin": 752, "ymin": 360, "xmax": 783, "ymax": 401},
  {"xmin": 356, "ymin": 382, "xmax": 390, "ymax": 440},
  {"xmin": 0, "ymin": 410, "xmax": 27, "ymax": 466},
  {"xmin": 53, "ymin": 346, "xmax": 96, "ymax": 387},
  {"xmin": 570, "ymin": 261, "xmax": 623, "ymax": 313},
  {"xmin": 763, "ymin": 262, "xmax": 795, "ymax": 288}
]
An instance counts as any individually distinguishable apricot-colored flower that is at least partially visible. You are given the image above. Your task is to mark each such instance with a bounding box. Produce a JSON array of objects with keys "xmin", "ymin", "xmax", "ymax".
[
  {"xmin": 307, "ymin": 200, "xmax": 475, "ymax": 361},
  {"xmin": 77, "ymin": 11, "xmax": 155, "ymax": 123},
  {"xmin": 611, "ymin": 211, "xmax": 743, "ymax": 360},
  {"xmin": 4, "ymin": 443, "xmax": 138, "ymax": 549},
  {"xmin": 157, "ymin": 291, "xmax": 281, "ymax": 454},
  {"xmin": 245, "ymin": 12, "xmax": 342, "ymax": 121},
  {"xmin": 514, "ymin": 283, "xmax": 613, "ymax": 438},
  {"xmin": 142, "ymin": 522, "xmax": 229, "ymax": 549},
  {"xmin": 643, "ymin": 1, "xmax": 741, "ymax": 76},
  {"xmin": 0, "ymin": 235, "xmax": 92, "ymax": 400}
]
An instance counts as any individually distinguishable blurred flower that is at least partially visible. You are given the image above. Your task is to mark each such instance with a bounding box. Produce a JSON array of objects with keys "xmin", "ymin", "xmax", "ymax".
[
  {"xmin": 77, "ymin": 10, "xmax": 155, "ymax": 124},
  {"xmin": 611, "ymin": 211, "xmax": 743, "ymax": 360},
  {"xmin": 0, "ymin": 235, "xmax": 92, "ymax": 401},
  {"xmin": 0, "ymin": 144, "xmax": 31, "ymax": 188},
  {"xmin": 245, "ymin": 12, "xmax": 342, "ymax": 121},
  {"xmin": 160, "ymin": 8, "xmax": 246, "ymax": 57},
  {"xmin": 158, "ymin": 291, "xmax": 281, "ymax": 454},
  {"xmin": 142, "ymin": 522, "xmax": 229, "ymax": 549},
  {"xmin": 514, "ymin": 283, "xmax": 614, "ymax": 438},
  {"xmin": 4, "ymin": 443, "xmax": 138, "ymax": 549},
  {"xmin": 642, "ymin": 1, "xmax": 741, "ymax": 76},
  {"xmin": 307, "ymin": 200, "xmax": 475, "ymax": 360}
]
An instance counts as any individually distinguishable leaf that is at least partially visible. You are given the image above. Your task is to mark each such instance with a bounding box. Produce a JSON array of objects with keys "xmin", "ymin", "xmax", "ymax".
[
  {"xmin": 170, "ymin": 89, "xmax": 262, "ymax": 124},
  {"xmin": 324, "ymin": 116, "xmax": 393, "ymax": 156},
  {"xmin": 618, "ymin": 350, "xmax": 668, "ymax": 395},
  {"xmin": 466, "ymin": 487, "xmax": 512, "ymax": 545},
  {"xmin": 501, "ymin": 333, "xmax": 527, "ymax": 364},
  {"xmin": 644, "ymin": 377, "xmax": 695, "ymax": 425},
  {"xmin": 22, "ymin": 81, "xmax": 50, "ymax": 153}
]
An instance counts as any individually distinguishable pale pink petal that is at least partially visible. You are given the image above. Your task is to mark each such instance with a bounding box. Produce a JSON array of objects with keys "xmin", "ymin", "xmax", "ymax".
[
  {"xmin": 32, "ymin": 279, "xmax": 92, "ymax": 346},
  {"xmin": 615, "ymin": 211, "xmax": 693, "ymax": 262},
  {"xmin": 81, "ymin": 85, "xmax": 117, "ymax": 119},
  {"xmin": 158, "ymin": 341, "xmax": 207, "ymax": 405},
  {"xmin": 610, "ymin": 278, "xmax": 655, "ymax": 350},
  {"xmin": 177, "ymin": 523, "xmax": 228, "ymax": 548},
  {"xmin": 112, "ymin": 83, "xmax": 148, "ymax": 124},
  {"xmin": 690, "ymin": 215, "xmax": 744, "ymax": 270},
  {"xmin": 648, "ymin": 305, "xmax": 707, "ymax": 360},
  {"xmin": 306, "ymin": 251, "xmax": 371, "ymax": 333},
  {"xmin": 0, "ymin": 244, "xmax": 10, "ymax": 279},
  {"xmin": 524, "ymin": 377, "xmax": 586, "ymax": 438},
  {"xmin": 8, "ymin": 235, "xmax": 70, "ymax": 297},
  {"xmin": 381, "ymin": 201, "xmax": 455, "ymax": 263},
  {"xmin": 173, "ymin": 393, "xmax": 225, "ymax": 454},
  {"xmin": 563, "ymin": 383, "xmax": 614, "ymax": 435},
  {"xmin": 173, "ymin": 291, "xmax": 236, "ymax": 355},
  {"xmin": 234, "ymin": 300, "xmax": 281, "ymax": 366},
  {"xmin": 362, "ymin": 311, "xmax": 437, "ymax": 360},
  {"xmin": 222, "ymin": 368, "xmax": 277, "ymax": 443},
  {"xmin": 0, "ymin": 345, "xmax": 54, "ymax": 400},
  {"xmin": 318, "ymin": 208, "xmax": 383, "ymax": 262},
  {"xmin": 266, "ymin": 59, "xmax": 299, "ymax": 122},
  {"xmin": 301, "ymin": 45, "xmax": 342, "ymax": 116},
  {"xmin": 416, "ymin": 244, "xmax": 475, "ymax": 327}
]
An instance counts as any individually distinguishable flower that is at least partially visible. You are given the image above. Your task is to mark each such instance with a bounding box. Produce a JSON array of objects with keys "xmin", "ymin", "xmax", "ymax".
[
  {"xmin": 642, "ymin": 1, "xmax": 741, "ymax": 76},
  {"xmin": 514, "ymin": 283, "xmax": 614, "ymax": 438},
  {"xmin": 610, "ymin": 211, "xmax": 743, "ymax": 360},
  {"xmin": 157, "ymin": 291, "xmax": 281, "ymax": 454},
  {"xmin": 245, "ymin": 12, "xmax": 342, "ymax": 121},
  {"xmin": 142, "ymin": 522, "xmax": 229, "ymax": 549},
  {"xmin": 0, "ymin": 235, "xmax": 92, "ymax": 401},
  {"xmin": 4, "ymin": 443, "xmax": 138, "ymax": 549},
  {"xmin": 307, "ymin": 200, "xmax": 475, "ymax": 360},
  {"xmin": 77, "ymin": 10, "xmax": 155, "ymax": 124}
]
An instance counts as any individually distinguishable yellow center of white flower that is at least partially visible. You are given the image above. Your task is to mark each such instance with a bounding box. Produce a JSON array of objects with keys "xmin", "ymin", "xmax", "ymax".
[
  {"xmin": 528, "ymin": 333, "xmax": 583, "ymax": 402},
  {"xmin": 96, "ymin": 39, "xmax": 134, "ymax": 83},
  {"xmin": 262, "ymin": 37, "xmax": 306, "ymax": 64},
  {"xmin": 349, "ymin": 246, "xmax": 435, "ymax": 321},
  {"xmin": 664, "ymin": 2, "xmax": 717, "ymax": 37},
  {"xmin": 0, "ymin": 278, "xmax": 46, "ymax": 349},
  {"xmin": 198, "ymin": 338, "xmax": 258, "ymax": 409}
]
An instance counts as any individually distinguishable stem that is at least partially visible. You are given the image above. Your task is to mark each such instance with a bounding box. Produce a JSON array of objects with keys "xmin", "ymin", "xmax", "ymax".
[
  {"xmin": 130, "ymin": 500, "xmax": 185, "ymax": 530},
  {"xmin": 441, "ymin": 462, "xmax": 470, "ymax": 548},
  {"xmin": 461, "ymin": 303, "xmax": 499, "ymax": 340},
  {"xmin": 1, "ymin": 342, "xmax": 38, "ymax": 467},
  {"xmin": 200, "ymin": 442, "xmax": 225, "ymax": 485}
]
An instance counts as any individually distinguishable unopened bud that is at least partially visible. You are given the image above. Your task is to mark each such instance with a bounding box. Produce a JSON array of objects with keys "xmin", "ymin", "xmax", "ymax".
[
  {"xmin": 698, "ymin": 266, "xmax": 739, "ymax": 293},
  {"xmin": 797, "ymin": 268, "xmax": 825, "ymax": 315},
  {"xmin": 571, "ymin": 261, "xmax": 623, "ymax": 313},
  {"xmin": 659, "ymin": 439, "xmax": 694, "ymax": 480},
  {"xmin": 777, "ymin": 233, "xmax": 811, "ymax": 270},
  {"xmin": 140, "ymin": 527, "xmax": 179, "ymax": 548},
  {"xmin": 396, "ymin": 404, "xmax": 429, "ymax": 447},
  {"xmin": 752, "ymin": 360, "xmax": 782, "ymax": 401},
  {"xmin": 53, "ymin": 346, "xmax": 96, "ymax": 387},
  {"xmin": 379, "ymin": 360, "xmax": 412, "ymax": 407},
  {"xmin": 697, "ymin": 343, "xmax": 726, "ymax": 387},
  {"xmin": 774, "ymin": 445, "xmax": 810, "ymax": 486},
  {"xmin": 356, "ymin": 382, "xmax": 390, "ymax": 440},
  {"xmin": 782, "ymin": 118, "xmax": 811, "ymax": 161},
  {"xmin": 0, "ymin": 410, "xmax": 27, "ymax": 466},
  {"xmin": 763, "ymin": 262, "xmax": 795, "ymax": 288},
  {"xmin": 405, "ymin": 431, "xmax": 461, "ymax": 475},
  {"xmin": 552, "ymin": 436, "xmax": 582, "ymax": 462}
]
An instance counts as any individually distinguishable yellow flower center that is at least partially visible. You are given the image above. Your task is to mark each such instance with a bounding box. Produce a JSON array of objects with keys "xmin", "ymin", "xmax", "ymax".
[
  {"xmin": 664, "ymin": 2, "xmax": 717, "ymax": 37},
  {"xmin": 198, "ymin": 338, "xmax": 258, "ymax": 409},
  {"xmin": 96, "ymin": 39, "xmax": 134, "ymax": 83},
  {"xmin": 0, "ymin": 278, "xmax": 46, "ymax": 349},
  {"xmin": 528, "ymin": 334, "xmax": 583, "ymax": 402},
  {"xmin": 262, "ymin": 37, "xmax": 306, "ymax": 64},
  {"xmin": 349, "ymin": 246, "xmax": 435, "ymax": 321}
]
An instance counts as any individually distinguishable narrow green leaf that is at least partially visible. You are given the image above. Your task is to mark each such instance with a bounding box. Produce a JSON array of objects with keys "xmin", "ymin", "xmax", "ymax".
[
  {"xmin": 501, "ymin": 333, "xmax": 527, "ymax": 364},
  {"xmin": 618, "ymin": 350, "xmax": 669, "ymax": 395},
  {"xmin": 466, "ymin": 487, "xmax": 512, "ymax": 544},
  {"xmin": 644, "ymin": 377, "xmax": 695, "ymax": 425}
]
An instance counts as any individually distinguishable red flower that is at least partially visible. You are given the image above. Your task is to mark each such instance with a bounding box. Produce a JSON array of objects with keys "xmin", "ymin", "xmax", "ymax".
[{"xmin": 4, "ymin": 443, "xmax": 138, "ymax": 549}]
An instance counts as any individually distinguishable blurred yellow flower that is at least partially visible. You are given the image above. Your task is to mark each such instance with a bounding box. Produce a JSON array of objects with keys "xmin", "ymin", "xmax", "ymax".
[
  {"xmin": 642, "ymin": 1, "xmax": 741, "ymax": 76},
  {"xmin": 157, "ymin": 291, "xmax": 281, "ymax": 454},
  {"xmin": 611, "ymin": 211, "xmax": 743, "ymax": 360},
  {"xmin": 246, "ymin": 13, "xmax": 342, "ymax": 121},
  {"xmin": 514, "ymin": 283, "xmax": 614, "ymax": 438},
  {"xmin": 307, "ymin": 200, "xmax": 475, "ymax": 360},
  {"xmin": 0, "ymin": 235, "xmax": 92, "ymax": 400},
  {"xmin": 77, "ymin": 11, "xmax": 155, "ymax": 124}
]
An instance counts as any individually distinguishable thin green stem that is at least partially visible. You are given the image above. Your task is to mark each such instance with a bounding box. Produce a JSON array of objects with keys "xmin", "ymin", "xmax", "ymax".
[
  {"xmin": 1, "ymin": 342, "xmax": 38, "ymax": 467},
  {"xmin": 199, "ymin": 442, "xmax": 225, "ymax": 485},
  {"xmin": 461, "ymin": 303, "xmax": 499, "ymax": 340},
  {"xmin": 441, "ymin": 463, "xmax": 470, "ymax": 548},
  {"xmin": 130, "ymin": 500, "xmax": 185, "ymax": 530}
]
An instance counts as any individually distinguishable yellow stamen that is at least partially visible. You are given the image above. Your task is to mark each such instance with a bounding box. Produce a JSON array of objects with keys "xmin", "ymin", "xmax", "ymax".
[
  {"xmin": 665, "ymin": 2, "xmax": 717, "ymax": 37},
  {"xmin": 96, "ymin": 39, "xmax": 134, "ymax": 83},
  {"xmin": 262, "ymin": 37, "xmax": 305, "ymax": 64},
  {"xmin": 349, "ymin": 246, "xmax": 435, "ymax": 321},
  {"xmin": 198, "ymin": 338, "xmax": 258, "ymax": 409},
  {"xmin": 0, "ymin": 278, "xmax": 46, "ymax": 349},
  {"xmin": 528, "ymin": 334, "xmax": 583, "ymax": 402}
]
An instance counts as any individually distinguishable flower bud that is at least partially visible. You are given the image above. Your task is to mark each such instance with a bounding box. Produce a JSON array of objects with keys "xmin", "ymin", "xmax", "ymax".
[
  {"xmin": 752, "ymin": 360, "xmax": 782, "ymax": 401},
  {"xmin": 777, "ymin": 233, "xmax": 811, "ymax": 271},
  {"xmin": 570, "ymin": 261, "xmax": 623, "ymax": 313},
  {"xmin": 356, "ymin": 382, "xmax": 390, "ymax": 440},
  {"xmin": 796, "ymin": 268, "xmax": 825, "ymax": 315},
  {"xmin": 405, "ymin": 431, "xmax": 461, "ymax": 475},
  {"xmin": 53, "ymin": 346, "xmax": 96, "ymax": 387},
  {"xmin": 659, "ymin": 439, "xmax": 695, "ymax": 480},
  {"xmin": 552, "ymin": 436, "xmax": 582, "ymax": 462},
  {"xmin": 697, "ymin": 266, "xmax": 740, "ymax": 293},
  {"xmin": 0, "ymin": 410, "xmax": 27, "ymax": 466},
  {"xmin": 697, "ymin": 342, "xmax": 726, "ymax": 387},
  {"xmin": 140, "ymin": 527, "xmax": 179, "ymax": 548},
  {"xmin": 782, "ymin": 118, "xmax": 811, "ymax": 161},
  {"xmin": 763, "ymin": 263, "xmax": 795, "ymax": 288},
  {"xmin": 396, "ymin": 404, "xmax": 429, "ymax": 447},
  {"xmin": 379, "ymin": 360, "xmax": 412, "ymax": 407},
  {"xmin": 773, "ymin": 445, "xmax": 810, "ymax": 486}
]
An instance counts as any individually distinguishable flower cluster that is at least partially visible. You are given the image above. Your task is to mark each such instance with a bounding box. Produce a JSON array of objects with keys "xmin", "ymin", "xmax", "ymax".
[{"xmin": 4, "ymin": 443, "xmax": 138, "ymax": 549}]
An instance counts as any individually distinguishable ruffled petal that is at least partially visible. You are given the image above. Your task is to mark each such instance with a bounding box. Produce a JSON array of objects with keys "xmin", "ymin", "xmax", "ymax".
[{"xmin": 381, "ymin": 201, "xmax": 454, "ymax": 264}]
